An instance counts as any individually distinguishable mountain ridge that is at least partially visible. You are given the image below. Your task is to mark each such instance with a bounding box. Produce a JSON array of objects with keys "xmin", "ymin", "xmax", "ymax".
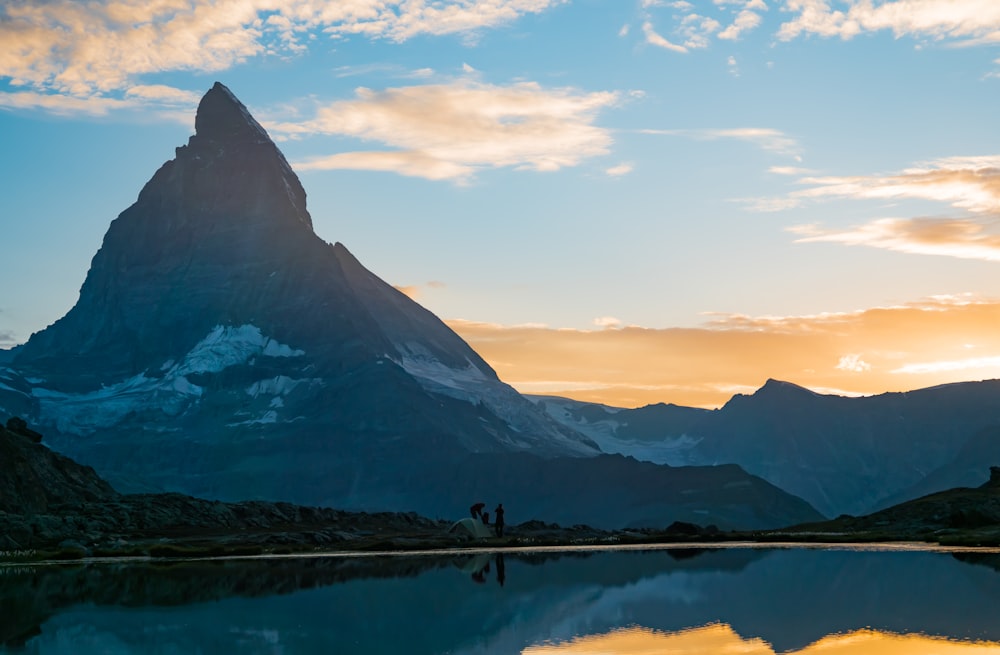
[{"xmin": 536, "ymin": 377, "xmax": 1000, "ymax": 517}]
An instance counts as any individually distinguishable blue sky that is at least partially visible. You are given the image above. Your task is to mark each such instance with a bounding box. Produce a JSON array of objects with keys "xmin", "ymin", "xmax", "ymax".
[{"xmin": 3, "ymin": 0, "xmax": 1000, "ymax": 407}]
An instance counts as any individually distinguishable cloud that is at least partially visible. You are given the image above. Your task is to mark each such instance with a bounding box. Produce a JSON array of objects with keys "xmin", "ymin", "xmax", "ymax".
[
  {"xmin": 737, "ymin": 196, "xmax": 804, "ymax": 212},
  {"xmin": 777, "ymin": 0, "xmax": 1000, "ymax": 45},
  {"xmin": 605, "ymin": 162, "xmax": 634, "ymax": 177},
  {"xmin": 638, "ymin": 0, "xmax": 765, "ymax": 51},
  {"xmin": 0, "ymin": 0, "xmax": 565, "ymax": 102},
  {"xmin": 393, "ymin": 280, "xmax": 446, "ymax": 299},
  {"xmin": 641, "ymin": 127, "xmax": 801, "ymax": 157},
  {"xmin": 836, "ymin": 354, "xmax": 872, "ymax": 372},
  {"xmin": 448, "ymin": 295, "xmax": 1000, "ymax": 408},
  {"xmin": 769, "ymin": 165, "xmax": 817, "ymax": 176},
  {"xmin": 592, "ymin": 316, "xmax": 623, "ymax": 329},
  {"xmin": 286, "ymin": 80, "xmax": 619, "ymax": 182},
  {"xmin": 718, "ymin": 7, "xmax": 764, "ymax": 40},
  {"xmin": 642, "ymin": 21, "xmax": 689, "ymax": 52},
  {"xmin": 792, "ymin": 156, "xmax": 1000, "ymax": 213},
  {"xmin": 893, "ymin": 355, "xmax": 1000, "ymax": 375},
  {"xmin": 790, "ymin": 217, "xmax": 1000, "ymax": 261},
  {"xmin": 786, "ymin": 155, "xmax": 1000, "ymax": 261},
  {"xmin": 124, "ymin": 84, "xmax": 201, "ymax": 104},
  {"xmin": 0, "ymin": 87, "xmax": 195, "ymax": 121}
]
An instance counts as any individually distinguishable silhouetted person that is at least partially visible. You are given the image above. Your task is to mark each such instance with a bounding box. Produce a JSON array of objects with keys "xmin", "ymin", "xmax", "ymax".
[
  {"xmin": 494, "ymin": 503, "xmax": 505, "ymax": 537},
  {"xmin": 470, "ymin": 502, "xmax": 485, "ymax": 519},
  {"xmin": 495, "ymin": 553, "xmax": 506, "ymax": 587},
  {"xmin": 481, "ymin": 511, "xmax": 490, "ymax": 525}
]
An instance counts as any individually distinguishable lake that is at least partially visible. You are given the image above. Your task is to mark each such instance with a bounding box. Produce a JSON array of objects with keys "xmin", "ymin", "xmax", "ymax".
[{"xmin": 4, "ymin": 544, "xmax": 1000, "ymax": 653}]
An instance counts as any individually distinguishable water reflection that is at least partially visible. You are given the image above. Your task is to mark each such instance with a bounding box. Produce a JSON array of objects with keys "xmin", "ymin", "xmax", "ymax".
[
  {"xmin": 458, "ymin": 553, "xmax": 506, "ymax": 586},
  {"xmin": 3, "ymin": 547, "xmax": 1000, "ymax": 654},
  {"xmin": 527, "ymin": 625, "xmax": 1000, "ymax": 654}
]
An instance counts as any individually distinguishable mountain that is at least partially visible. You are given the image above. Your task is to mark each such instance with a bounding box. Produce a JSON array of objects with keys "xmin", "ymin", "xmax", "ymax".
[
  {"xmin": 536, "ymin": 378, "xmax": 1000, "ymax": 517},
  {"xmin": 777, "ymin": 466, "xmax": 1000, "ymax": 544},
  {"xmin": 0, "ymin": 83, "xmax": 819, "ymax": 529},
  {"xmin": 873, "ymin": 425, "xmax": 1000, "ymax": 511}
]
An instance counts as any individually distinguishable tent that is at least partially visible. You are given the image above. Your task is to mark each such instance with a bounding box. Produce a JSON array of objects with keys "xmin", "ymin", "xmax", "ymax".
[{"xmin": 448, "ymin": 517, "xmax": 495, "ymax": 539}]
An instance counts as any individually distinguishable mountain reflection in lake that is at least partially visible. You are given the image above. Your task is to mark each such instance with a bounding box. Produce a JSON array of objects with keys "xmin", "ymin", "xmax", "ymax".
[{"xmin": 3, "ymin": 546, "xmax": 1000, "ymax": 654}]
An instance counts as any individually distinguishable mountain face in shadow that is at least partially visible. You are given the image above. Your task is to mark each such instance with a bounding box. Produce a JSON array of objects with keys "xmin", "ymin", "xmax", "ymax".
[
  {"xmin": 0, "ymin": 84, "xmax": 819, "ymax": 529},
  {"xmin": 536, "ymin": 378, "xmax": 1000, "ymax": 517}
]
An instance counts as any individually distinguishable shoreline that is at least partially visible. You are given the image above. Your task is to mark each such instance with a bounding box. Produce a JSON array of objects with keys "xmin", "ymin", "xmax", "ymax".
[{"xmin": 8, "ymin": 538, "xmax": 1000, "ymax": 569}]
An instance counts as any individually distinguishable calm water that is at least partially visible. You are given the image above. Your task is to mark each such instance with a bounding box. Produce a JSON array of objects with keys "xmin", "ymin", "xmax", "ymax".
[{"xmin": 4, "ymin": 545, "xmax": 1000, "ymax": 654}]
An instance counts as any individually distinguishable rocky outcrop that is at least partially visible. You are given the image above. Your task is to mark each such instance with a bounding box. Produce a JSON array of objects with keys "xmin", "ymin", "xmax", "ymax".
[
  {"xmin": 5, "ymin": 416, "xmax": 41, "ymax": 443},
  {"xmin": 0, "ymin": 419, "xmax": 117, "ymax": 515}
]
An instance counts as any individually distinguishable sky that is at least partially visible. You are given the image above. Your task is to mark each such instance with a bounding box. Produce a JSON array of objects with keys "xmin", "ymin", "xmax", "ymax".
[{"xmin": 2, "ymin": 0, "xmax": 1000, "ymax": 408}]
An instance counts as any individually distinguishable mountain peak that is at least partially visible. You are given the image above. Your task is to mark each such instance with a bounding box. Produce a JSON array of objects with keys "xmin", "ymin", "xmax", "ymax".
[
  {"xmin": 194, "ymin": 81, "xmax": 270, "ymax": 145},
  {"xmin": 756, "ymin": 379, "xmax": 818, "ymax": 397}
]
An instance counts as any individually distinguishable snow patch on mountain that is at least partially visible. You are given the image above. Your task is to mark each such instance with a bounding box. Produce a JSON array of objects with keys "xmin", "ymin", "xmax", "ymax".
[
  {"xmin": 534, "ymin": 395, "xmax": 702, "ymax": 465},
  {"xmin": 33, "ymin": 372, "xmax": 202, "ymax": 434},
  {"xmin": 245, "ymin": 375, "xmax": 320, "ymax": 398},
  {"xmin": 174, "ymin": 325, "xmax": 303, "ymax": 376},
  {"xmin": 29, "ymin": 325, "xmax": 307, "ymax": 435},
  {"xmin": 228, "ymin": 410, "xmax": 279, "ymax": 427},
  {"xmin": 393, "ymin": 343, "xmax": 599, "ymax": 456}
]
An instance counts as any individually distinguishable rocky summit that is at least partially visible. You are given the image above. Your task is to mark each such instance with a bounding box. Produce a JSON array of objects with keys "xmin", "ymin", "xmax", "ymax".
[{"xmin": 0, "ymin": 83, "xmax": 821, "ymax": 529}]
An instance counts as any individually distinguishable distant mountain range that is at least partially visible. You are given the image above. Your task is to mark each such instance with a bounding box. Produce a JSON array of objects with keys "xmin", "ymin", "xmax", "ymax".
[
  {"xmin": 0, "ymin": 82, "xmax": 818, "ymax": 530},
  {"xmin": 535, "ymin": 378, "xmax": 1000, "ymax": 517}
]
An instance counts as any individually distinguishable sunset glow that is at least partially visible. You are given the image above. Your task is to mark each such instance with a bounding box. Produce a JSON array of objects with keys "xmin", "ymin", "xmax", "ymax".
[
  {"xmin": 524, "ymin": 624, "xmax": 1000, "ymax": 655},
  {"xmin": 451, "ymin": 295, "xmax": 1000, "ymax": 407}
]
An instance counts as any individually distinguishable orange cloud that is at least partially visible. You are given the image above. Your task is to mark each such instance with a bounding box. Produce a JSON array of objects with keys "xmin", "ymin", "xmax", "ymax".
[
  {"xmin": 288, "ymin": 79, "xmax": 619, "ymax": 182},
  {"xmin": 0, "ymin": 1, "xmax": 564, "ymax": 105},
  {"xmin": 786, "ymin": 156, "xmax": 1000, "ymax": 261},
  {"xmin": 791, "ymin": 218, "xmax": 1000, "ymax": 261},
  {"xmin": 393, "ymin": 281, "xmax": 446, "ymax": 300},
  {"xmin": 448, "ymin": 296, "xmax": 1000, "ymax": 408}
]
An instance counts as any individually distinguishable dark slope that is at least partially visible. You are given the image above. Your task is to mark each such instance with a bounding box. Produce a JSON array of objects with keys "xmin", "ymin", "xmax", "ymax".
[
  {"xmin": 777, "ymin": 467, "xmax": 1000, "ymax": 544},
  {"xmin": 0, "ymin": 419, "xmax": 116, "ymax": 514}
]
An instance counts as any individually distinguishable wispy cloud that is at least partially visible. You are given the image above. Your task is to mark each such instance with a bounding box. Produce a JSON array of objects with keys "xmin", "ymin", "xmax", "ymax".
[
  {"xmin": 769, "ymin": 165, "xmax": 816, "ymax": 176},
  {"xmin": 791, "ymin": 217, "xmax": 1000, "ymax": 261},
  {"xmin": 394, "ymin": 280, "xmax": 446, "ymax": 300},
  {"xmin": 449, "ymin": 294, "xmax": 1000, "ymax": 408},
  {"xmin": 793, "ymin": 156, "xmax": 1000, "ymax": 213},
  {"xmin": 605, "ymin": 162, "xmax": 634, "ymax": 177},
  {"xmin": 637, "ymin": 0, "xmax": 766, "ymax": 53},
  {"xmin": 286, "ymin": 80, "xmax": 619, "ymax": 182},
  {"xmin": 787, "ymin": 155, "xmax": 1000, "ymax": 261},
  {"xmin": 777, "ymin": 0, "xmax": 1000, "ymax": 45},
  {"xmin": 0, "ymin": 0, "xmax": 565, "ymax": 105},
  {"xmin": 642, "ymin": 21, "xmax": 689, "ymax": 52},
  {"xmin": 637, "ymin": 0, "xmax": 1000, "ymax": 60},
  {"xmin": 641, "ymin": 127, "xmax": 802, "ymax": 157},
  {"xmin": 718, "ymin": 4, "xmax": 765, "ymax": 40},
  {"xmin": 0, "ymin": 88, "xmax": 194, "ymax": 120}
]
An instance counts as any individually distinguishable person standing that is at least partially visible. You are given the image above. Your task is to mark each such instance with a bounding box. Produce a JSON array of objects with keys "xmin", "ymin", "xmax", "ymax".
[{"xmin": 494, "ymin": 503, "xmax": 505, "ymax": 537}]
